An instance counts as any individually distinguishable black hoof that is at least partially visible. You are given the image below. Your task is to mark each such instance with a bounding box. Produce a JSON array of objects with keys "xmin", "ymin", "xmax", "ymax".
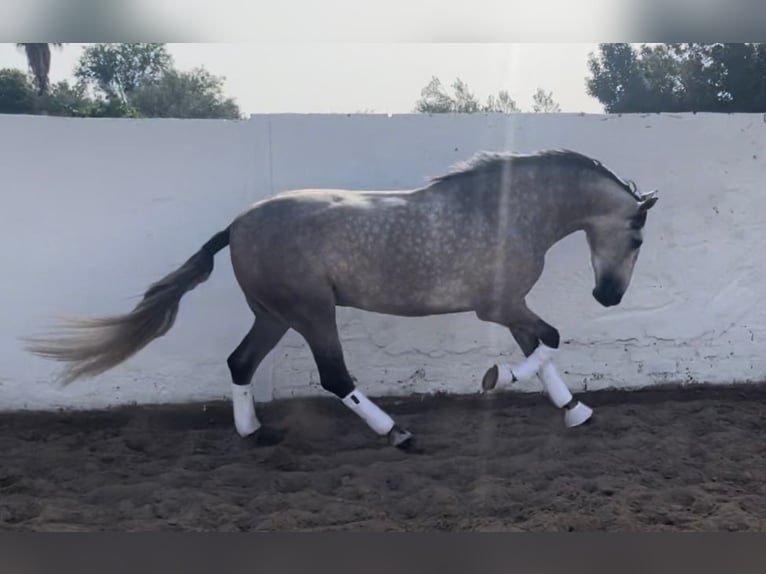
[
  {"xmin": 481, "ymin": 365, "xmax": 499, "ymax": 392},
  {"xmin": 247, "ymin": 425, "xmax": 286, "ymax": 447},
  {"xmin": 388, "ymin": 426, "xmax": 424, "ymax": 454},
  {"xmin": 389, "ymin": 425, "xmax": 412, "ymax": 447},
  {"xmin": 395, "ymin": 434, "xmax": 415, "ymax": 451},
  {"xmin": 572, "ymin": 415, "xmax": 595, "ymax": 428}
]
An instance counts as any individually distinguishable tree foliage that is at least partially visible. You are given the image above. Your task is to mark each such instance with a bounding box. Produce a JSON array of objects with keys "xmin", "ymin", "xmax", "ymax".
[
  {"xmin": 129, "ymin": 68, "xmax": 241, "ymax": 119},
  {"xmin": 17, "ymin": 43, "xmax": 63, "ymax": 95},
  {"xmin": 587, "ymin": 43, "xmax": 766, "ymax": 113},
  {"xmin": 40, "ymin": 80, "xmax": 94, "ymax": 117},
  {"xmin": 415, "ymin": 76, "xmax": 561, "ymax": 114},
  {"xmin": 75, "ymin": 43, "xmax": 173, "ymax": 104},
  {"xmin": 532, "ymin": 88, "xmax": 561, "ymax": 113},
  {"xmin": 0, "ymin": 69, "xmax": 37, "ymax": 114},
  {"xmin": 485, "ymin": 90, "xmax": 521, "ymax": 113},
  {"xmin": 0, "ymin": 43, "xmax": 241, "ymax": 119},
  {"xmin": 41, "ymin": 80, "xmax": 140, "ymax": 118},
  {"xmin": 415, "ymin": 76, "xmax": 521, "ymax": 113},
  {"xmin": 415, "ymin": 77, "xmax": 468, "ymax": 113}
]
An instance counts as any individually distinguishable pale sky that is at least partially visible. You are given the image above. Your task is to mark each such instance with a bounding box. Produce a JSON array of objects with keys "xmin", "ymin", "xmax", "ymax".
[{"xmin": 0, "ymin": 43, "xmax": 605, "ymax": 114}]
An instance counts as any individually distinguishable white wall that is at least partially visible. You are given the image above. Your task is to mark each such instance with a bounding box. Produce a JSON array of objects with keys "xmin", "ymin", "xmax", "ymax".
[{"xmin": 2, "ymin": 112, "xmax": 765, "ymax": 411}]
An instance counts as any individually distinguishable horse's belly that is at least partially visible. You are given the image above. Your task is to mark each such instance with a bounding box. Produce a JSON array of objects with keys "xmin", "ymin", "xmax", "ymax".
[{"xmin": 333, "ymin": 276, "xmax": 475, "ymax": 317}]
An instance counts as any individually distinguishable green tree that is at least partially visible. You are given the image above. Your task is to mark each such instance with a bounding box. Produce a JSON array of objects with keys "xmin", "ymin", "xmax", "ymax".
[
  {"xmin": 70, "ymin": 44, "xmax": 240, "ymax": 119},
  {"xmin": 587, "ymin": 43, "xmax": 766, "ymax": 113},
  {"xmin": 449, "ymin": 78, "xmax": 482, "ymax": 113},
  {"xmin": 130, "ymin": 68, "xmax": 241, "ymax": 119},
  {"xmin": 532, "ymin": 88, "xmax": 561, "ymax": 113},
  {"xmin": 415, "ymin": 76, "xmax": 463, "ymax": 113},
  {"xmin": 0, "ymin": 69, "xmax": 37, "ymax": 114},
  {"xmin": 414, "ymin": 76, "xmax": 520, "ymax": 113},
  {"xmin": 75, "ymin": 43, "xmax": 172, "ymax": 105},
  {"xmin": 586, "ymin": 43, "xmax": 651, "ymax": 113},
  {"xmin": 39, "ymin": 81, "xmax": 141, "ymax": 118},
  {"xmin": 17, "ymin": 43, "xmax": 63, "ymax": 96},
  {"xmin": 41, "ymin": 80, "xmax": 94, "ymax": 117},
  {"xmin": 485, "ymin": 90, "xmax": 520, "ymax": 113},
  {"xmin": 4, "ymin": 43, "xmax": 240, "ymax": 119}
]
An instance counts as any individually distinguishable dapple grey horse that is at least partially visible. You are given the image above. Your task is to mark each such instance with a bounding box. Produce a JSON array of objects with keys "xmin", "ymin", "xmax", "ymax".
[{"xmin": 26, "ymin": 149, "xmax": 658, "ymax": 450}]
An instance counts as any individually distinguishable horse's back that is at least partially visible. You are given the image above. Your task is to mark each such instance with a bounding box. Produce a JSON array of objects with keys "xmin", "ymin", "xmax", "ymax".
[{"xmin": 227, "ymin": 188, "xmax": 421, "ymax": 299}]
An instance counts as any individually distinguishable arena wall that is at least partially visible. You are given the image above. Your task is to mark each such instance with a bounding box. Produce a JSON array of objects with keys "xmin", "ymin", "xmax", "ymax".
[{"xmin": 2, "ymin": 112, "xmax": 764, "ymax": 410}]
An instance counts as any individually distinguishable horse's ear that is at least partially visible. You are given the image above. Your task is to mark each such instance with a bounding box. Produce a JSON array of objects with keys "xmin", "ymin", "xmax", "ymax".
[{"xmin": 638, "ymin": 190, "xmax": 658, "ymax": 212}]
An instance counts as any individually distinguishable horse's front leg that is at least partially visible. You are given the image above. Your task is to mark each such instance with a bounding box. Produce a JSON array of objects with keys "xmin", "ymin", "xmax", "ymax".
[{"xmin": 478, "ymin": 303, "xmax": 593, "ymax": 428}]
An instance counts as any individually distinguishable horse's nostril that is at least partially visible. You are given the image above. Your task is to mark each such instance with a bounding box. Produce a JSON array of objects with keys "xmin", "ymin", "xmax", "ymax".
[{"xmin": 593, "ymin": 284, "xmax": 623, "ymax": 307}]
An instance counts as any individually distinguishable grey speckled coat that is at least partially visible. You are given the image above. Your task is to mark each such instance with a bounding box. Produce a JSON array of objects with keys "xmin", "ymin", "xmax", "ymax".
[{"xmin": 26, "ymin": 149, "xmax": 658, "ymax": 443}]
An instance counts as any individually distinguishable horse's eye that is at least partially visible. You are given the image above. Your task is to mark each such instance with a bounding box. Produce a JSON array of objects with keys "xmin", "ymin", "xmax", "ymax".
[{"xmin": 631, "ymin": 238, "xmax": 643, "ymax": 250}]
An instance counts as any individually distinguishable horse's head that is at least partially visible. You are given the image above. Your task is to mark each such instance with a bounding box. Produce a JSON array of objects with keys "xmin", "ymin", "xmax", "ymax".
[{"xmin": 585, "ymin": 189, "xmax": 658, "ymax": 307}]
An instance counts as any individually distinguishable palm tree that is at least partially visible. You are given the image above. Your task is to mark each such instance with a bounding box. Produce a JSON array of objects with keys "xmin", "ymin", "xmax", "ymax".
[{"xmin": 17, "ymin": 43, "xmax": 63, "ymax": 96}]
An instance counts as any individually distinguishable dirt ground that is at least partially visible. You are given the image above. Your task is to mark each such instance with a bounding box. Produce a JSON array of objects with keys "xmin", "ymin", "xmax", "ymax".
[{"xmin": 0, "ymin": 383, "xmax": 765, "ymax": 532}]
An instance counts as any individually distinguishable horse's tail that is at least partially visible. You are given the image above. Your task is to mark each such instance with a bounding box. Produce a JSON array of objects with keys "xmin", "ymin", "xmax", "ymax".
[{"xmin": 24, "ymin": 228, "xmax": 231, "ymax": 385}]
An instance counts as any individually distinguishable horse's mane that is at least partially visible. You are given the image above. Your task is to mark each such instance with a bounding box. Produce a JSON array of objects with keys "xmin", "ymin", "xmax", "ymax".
[{"xmin": 429, "ymin": 149, "xmax": 639, "ymax": 199}]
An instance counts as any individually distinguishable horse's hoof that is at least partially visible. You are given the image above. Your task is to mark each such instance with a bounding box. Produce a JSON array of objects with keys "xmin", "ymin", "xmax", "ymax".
[
  {"xmin": 564, "ymin": 402, "xmax": 593, "ymax": 428},
  {"xmin": 247, "ymin": 425, "xmax": 286, "ymax": 446},
  {"xmin": 389, "ymin": 426, "xmax": 414, "ymax": 449},
  {"xmin": 481, "ymin": 365, "xmax": 499, "ymax": 392},
  {"xmin": 481, "ymin": 363, "xmax": 514, "ymax": 392}
]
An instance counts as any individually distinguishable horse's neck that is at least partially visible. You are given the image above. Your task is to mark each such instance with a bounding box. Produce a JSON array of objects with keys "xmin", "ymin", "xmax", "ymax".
[
  {"xmin": 518, "ymin": 187, "xmax": 597, "ymax": 253},
  {"xmin": 422, "ymin": 176, "xmax": 598, "ymax": 250}
]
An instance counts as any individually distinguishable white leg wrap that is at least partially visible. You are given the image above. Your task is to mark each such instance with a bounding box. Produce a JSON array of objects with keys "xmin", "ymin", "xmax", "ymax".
[
  {"xmin": 511, "ymin": 343, "xmax": 557, "ymax": 380},
  {"xmin": 231, "ymin": 383, "xmax": 261, "ymax": 437},
  {"xmin": 538, "ymin": 362, "xmax": 573, "ymax": 408},
  {"xmin": 342, "ymin": 389, "xmax": 395, "ymax": 436},
  {"xmin": 539, "ymin": 363, "xmax": 593, "ymax": 427}
]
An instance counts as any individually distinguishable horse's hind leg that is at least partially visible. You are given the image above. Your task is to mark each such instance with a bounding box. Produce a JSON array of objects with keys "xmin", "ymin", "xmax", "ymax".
[
  {"xmin": 228, "ymin": 310, "xmax": 288, "ymax": 440},
  {"xmin": 287, "ymin": 300, "xmax": 414, "ymax": 449}
]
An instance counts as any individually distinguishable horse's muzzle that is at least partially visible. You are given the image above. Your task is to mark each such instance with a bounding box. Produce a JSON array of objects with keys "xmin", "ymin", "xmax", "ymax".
[{"xmin": 592, "ymin": 277, "xmax": 624, "ymax": 307}]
